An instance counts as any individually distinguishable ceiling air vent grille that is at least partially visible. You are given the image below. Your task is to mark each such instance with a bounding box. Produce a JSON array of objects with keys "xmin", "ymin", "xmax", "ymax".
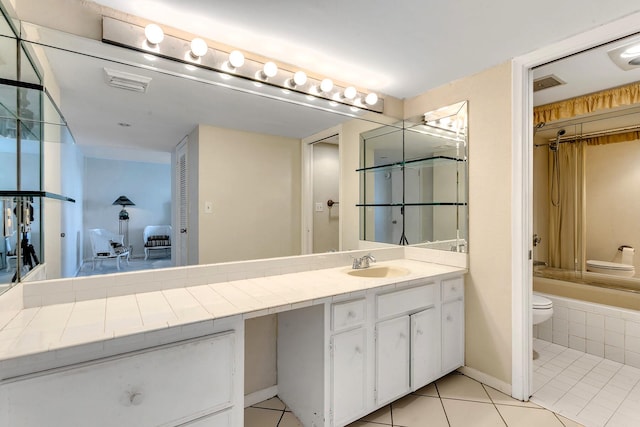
[
  {"xmin": 533, "ymin": 75, "xmax": 565, "ymax": 92},
  {"xmin": 104, "ymin": 68, "xmax": 152, "ymax": 93}
]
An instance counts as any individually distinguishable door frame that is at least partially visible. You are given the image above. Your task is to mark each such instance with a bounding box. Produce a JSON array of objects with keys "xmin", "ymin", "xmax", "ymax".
[
  {"xmin": 511, "ymin": 11, "xmax": 640, "ymax": 401},
  {"xmin": 301, "ymin": 126, "xmax": 342, "ymax": 254},
  {"xmin": 173, "ymin": 136, "xmax": 188, "ymax": 266}
]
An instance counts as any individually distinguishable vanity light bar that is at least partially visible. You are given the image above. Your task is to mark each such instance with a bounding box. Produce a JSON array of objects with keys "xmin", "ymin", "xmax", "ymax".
[{"xmin": 102, "ymin": 17, "xmax": 384, "ymax": 113}]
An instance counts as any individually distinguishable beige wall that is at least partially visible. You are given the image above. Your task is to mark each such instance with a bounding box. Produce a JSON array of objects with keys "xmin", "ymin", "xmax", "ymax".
[
  {"xmin": 192, "ymin": 125, "xmax": 302, "ymax": 264},
  {"xmin": 404, "ymin": 61, "xmax": 514, "ymax": 384}
]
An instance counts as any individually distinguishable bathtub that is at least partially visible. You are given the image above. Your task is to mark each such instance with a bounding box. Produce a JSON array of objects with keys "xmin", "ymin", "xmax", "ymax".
[
  {"xmin": 534, "ymin": 267, "xmax": 640, "ymax": 310},
  {"xmin": 532, "ymin": 277, "xmax": 640, "ymax": 367}
]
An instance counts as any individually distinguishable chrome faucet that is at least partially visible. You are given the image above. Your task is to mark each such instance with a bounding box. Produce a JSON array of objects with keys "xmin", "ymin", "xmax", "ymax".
[{"xmin": 352, "ymin": 253, "xmax": 376, "ymax": 269}]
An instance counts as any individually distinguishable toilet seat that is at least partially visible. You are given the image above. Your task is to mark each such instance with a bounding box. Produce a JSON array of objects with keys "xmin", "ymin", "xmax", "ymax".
[
  {"xmin": 586, "ymin": 260, "xmax": 635, "ymax": 277},
  {"xmin": 532, "ymin": 294, "xmax": 552, "ymax": 309}
]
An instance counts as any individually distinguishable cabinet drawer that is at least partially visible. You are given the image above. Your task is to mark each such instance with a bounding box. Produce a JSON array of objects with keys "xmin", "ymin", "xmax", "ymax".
[
  {"xmin": 376, "ymin": 283, "xmax": 437, "ymax": 319},
  {"xmin": 332, "ymin": 299, "xmax": 366, "ymax": 331},
  {"xmin": 2, "ymin": 332, "xmax": 236, "ymax": 427},
  {"xmin": 442, "ymin": 277, "xmax": 464, "ymax": 302}
]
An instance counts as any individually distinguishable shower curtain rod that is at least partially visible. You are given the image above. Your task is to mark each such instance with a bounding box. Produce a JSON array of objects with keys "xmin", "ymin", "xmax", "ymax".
[{"xmin": 534, "ymin": 124, "xmax": 640, "ymax": 147}]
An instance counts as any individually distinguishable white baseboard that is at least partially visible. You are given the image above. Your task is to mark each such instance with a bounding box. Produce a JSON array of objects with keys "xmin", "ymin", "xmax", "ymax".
[
  {"xmin": 244, "ymin": 385, "xmax": 278, "ymax": 408},
  {"xmin": 459, "ymin": 366, "xmax": 513, "ymax": 398}
]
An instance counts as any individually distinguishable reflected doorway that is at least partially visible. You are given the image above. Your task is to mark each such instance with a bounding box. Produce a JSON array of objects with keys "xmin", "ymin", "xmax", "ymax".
[{"xmin": 312, "ymin": 136, "xmax": 340, "ymax": 253}]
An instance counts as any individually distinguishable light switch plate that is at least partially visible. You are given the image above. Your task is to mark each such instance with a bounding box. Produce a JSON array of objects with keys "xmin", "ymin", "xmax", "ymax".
[{"xmin": 204, "ymin": 201, "xmax": 213, "ymax": 213}]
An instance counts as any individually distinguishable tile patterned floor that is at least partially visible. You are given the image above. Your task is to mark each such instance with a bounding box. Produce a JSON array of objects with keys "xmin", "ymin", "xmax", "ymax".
[
  {"xmin": 246, "ymin": 371, "xmax": 583, "ymax": 427},
  {"xmin": 532, "ymin": 338, "xmax": 640, "ymax": 427}
]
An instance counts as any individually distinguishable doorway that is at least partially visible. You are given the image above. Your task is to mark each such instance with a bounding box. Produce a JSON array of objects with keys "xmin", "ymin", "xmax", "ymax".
[
  {"xmin": 302, "ymin": 127, "xmax": 341, "ymax": 254},
  {"xmin": 512, "ymin": 12, "xmax": 640, "ymax": 401}
]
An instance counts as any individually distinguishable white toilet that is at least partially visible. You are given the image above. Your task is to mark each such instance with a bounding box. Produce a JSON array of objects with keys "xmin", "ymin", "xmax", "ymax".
[
  {"xmin": 532, "ymin": 294, "xmax": 553, "ymax": 326},
  {"xmin": 586, "ymin": 260, "xmax": 635, "ymax": 277},
  {"xmin": 586, "ymin": 246, "xmax": 635, "ymax": 277}
]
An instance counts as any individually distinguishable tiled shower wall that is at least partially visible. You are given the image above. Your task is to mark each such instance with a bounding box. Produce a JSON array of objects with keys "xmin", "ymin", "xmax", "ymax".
[{"xmin": 533, "ymin": 292, "xmax": 640, "ymax": 369}]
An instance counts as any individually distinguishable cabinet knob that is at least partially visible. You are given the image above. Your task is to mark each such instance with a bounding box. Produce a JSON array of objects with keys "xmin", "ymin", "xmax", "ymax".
[
  {"xmin": 416, "ymin": 329, "xmax": 423, "ymax": 335},
  {"xmin": 355, "ymin": 346, "xmax": 362, "ymax": 354},
  {"xmin": 399, "ymin": 332, "xmax": 406, "ymax": 339},
  {"xmin": 347, "ymin": 310, "xmax": 356, "ymax": 318},
  {"xmin": 446, "ymin": 315, "xmax": 452, "ymax": 322},
  {"xmin": 451, "ymin": 287, "xmax": 456, "ymax": 292}
]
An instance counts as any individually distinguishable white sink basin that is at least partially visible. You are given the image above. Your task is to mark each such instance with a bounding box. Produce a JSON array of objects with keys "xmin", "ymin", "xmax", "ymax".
[{"xmin": 346, "ymin": 266, "xmax": 410, "ymax": 278}]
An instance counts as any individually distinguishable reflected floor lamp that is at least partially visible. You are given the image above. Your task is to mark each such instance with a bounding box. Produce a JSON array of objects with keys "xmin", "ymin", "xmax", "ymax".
[{"xmin": 113, "ymin": 195, "xmax": 135, "ymax": 250}]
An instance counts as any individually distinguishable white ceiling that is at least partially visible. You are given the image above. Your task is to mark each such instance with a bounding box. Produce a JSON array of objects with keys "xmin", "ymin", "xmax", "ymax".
[
  {"xmin": 89, "ymin": 0, "xmax": 640, "ymax": 99},
  {"xmin": 16, "ymin": 1, "xmax": 640, "ymax": 158}
]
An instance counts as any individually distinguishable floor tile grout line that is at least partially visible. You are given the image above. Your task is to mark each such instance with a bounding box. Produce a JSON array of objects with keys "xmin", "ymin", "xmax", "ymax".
[
  {"xmin": 275, "ymin": 408, "xmax": 285, "ymax": 426},
  {"xmin": 434, "ymin": 382, "xmax": 452, "ymax": 427},
  {"xmin": 574, "ymin": 356, "xmax": 626, "ymax": 422}
]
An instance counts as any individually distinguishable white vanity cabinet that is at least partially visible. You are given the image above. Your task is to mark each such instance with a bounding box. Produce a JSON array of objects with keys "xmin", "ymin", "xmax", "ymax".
[
  {"xmin": 277, "ymin": 273, "xmax": 464, "ymax": 427},
  {"xmin": 441, "ymin": 277, "xmax": 465, "ymax": 373},
  {"xmin": 0, "ymin": 330, "xmax": 241, "ymax": 427},
  {"xmin": 330, "ymin": 298, "xmax": 368, "ymax": 426},
  {"xmin": 374, "ymin": 282, "xmax": 439, "ymax": 405}
]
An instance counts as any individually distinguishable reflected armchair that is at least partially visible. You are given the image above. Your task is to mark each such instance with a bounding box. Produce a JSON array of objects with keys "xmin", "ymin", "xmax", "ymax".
[{"xmin": 88, "ymin": 228, "xmax": 130, "ymax": 271}]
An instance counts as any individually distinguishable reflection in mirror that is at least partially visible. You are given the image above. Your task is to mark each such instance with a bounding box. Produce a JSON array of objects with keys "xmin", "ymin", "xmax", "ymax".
[
  {"xmin": 358, "ymin": 101, "xmax": 468, "ymax": 251},
  {"xmin": 1, "ymin": 19, "xmax": 405, "ymax": 289}
]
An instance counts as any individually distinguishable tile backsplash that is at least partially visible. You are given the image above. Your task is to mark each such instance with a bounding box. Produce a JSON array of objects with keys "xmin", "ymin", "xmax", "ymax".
[{"xmin": 534, "ymin": 292, "xmax": 640, "ymax": 369}]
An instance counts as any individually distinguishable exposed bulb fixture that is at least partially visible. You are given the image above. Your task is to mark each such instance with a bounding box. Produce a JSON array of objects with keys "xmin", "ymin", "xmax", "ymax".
[
  {"xmin": 293, "ymin": 71, "xmax": 307, "ymax": 86},
  {"xmin": 144, "ymin": 24, "xmax": 164, "ymax": 45},
  {"xmin": 343, "ymin": 86, "xmax": 357, "ymax": 100},
  {"xmin": 262, "ymin": 61, "xmax": 278, "ymax": 78},
  {"xmin": 364, "ymin": 92, "xmax": 378, "ymax": 106},
  {"xmin": 229, "ymin": 50, "xmax": 245, "ymax": 68},
  {"xmin": 319, "ymin": 78, "xmax": 334, "ymax": 93},
  {"xmin": 190, "ymin": 38, "xmax": 208, "ymax": 58}
]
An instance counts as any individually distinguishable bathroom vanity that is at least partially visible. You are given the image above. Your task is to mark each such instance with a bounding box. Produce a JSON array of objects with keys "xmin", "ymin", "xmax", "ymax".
[{"xmin": 0, "ymin": 250, "xmax": 465, "ymax": 427}]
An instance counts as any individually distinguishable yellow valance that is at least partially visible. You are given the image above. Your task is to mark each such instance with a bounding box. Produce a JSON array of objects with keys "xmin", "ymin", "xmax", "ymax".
[
  {"xmin": 582, "ymin": 130, "xmax": 640, "ymax": 145},
  {"xmin": 534, "ymin": 81, "xmax": 640, "ymax": 125}
]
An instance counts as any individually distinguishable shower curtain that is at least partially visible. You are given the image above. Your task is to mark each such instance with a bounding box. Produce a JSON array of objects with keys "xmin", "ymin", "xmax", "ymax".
[{"xmin": 548, "ymin": 141, "xmax": 585, "ymax": 271}]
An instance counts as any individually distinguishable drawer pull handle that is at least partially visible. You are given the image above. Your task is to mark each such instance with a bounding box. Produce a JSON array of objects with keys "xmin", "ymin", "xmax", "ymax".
[
  {"xmin": 347, "ymin": 310, "xmax": 356, "ymax": 318},
  {"xmin": 416, "ymin": 329, "xmax": 423, "ymax": 335},
  {"xmin": 451, "ymin": 287, "xmax": 457, "ymax": 292}
]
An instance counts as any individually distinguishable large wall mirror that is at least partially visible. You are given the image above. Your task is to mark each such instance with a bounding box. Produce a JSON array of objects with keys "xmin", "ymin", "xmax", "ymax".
[
  {"xmin": 0, "ymin": 15, "xmax": 468, "ymax": 291},
  {"xmin": 358, "ymin": 101, "xmax": 468, "ymax": 251}
]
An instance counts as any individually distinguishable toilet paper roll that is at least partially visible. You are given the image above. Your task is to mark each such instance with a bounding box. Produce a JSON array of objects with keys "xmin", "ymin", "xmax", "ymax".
[{"xmin": 621, "ymin": 247, "xmax": 634, "ymax": 265}]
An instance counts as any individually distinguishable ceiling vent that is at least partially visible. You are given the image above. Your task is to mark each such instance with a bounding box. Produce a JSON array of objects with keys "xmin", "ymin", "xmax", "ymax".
[
  {"xmin": 104, "ymin": 68, "xmax": 152, "ymax": 93},
  {"xmin": 533, "ymin": 75, "xmax": 565, "ymax": 92}
]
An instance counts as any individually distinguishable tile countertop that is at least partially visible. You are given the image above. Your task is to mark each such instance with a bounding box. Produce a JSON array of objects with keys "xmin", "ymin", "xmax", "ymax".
[{"xmin": 0, "ymin": 258, "xmax": 465, "ymax": 378}]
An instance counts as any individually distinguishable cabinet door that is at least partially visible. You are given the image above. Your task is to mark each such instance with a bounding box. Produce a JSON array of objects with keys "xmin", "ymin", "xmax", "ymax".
[
  {"xmin": 411, "ymin": 306, "xmax": 440, "ymax": 390},
  {"xmin": 331, "ymin": 327, "xmax": 367, "ymax": 426},
  {"xmin": 2, "ymin": 333, "xmax": 236, "ymax": 427},
  {"xmin": 375, "ymin": 316, "xmax": 410, "ymax": 405},
  {"xmin": 442, "ymin": 299, "xmax": 464, "ymax": 374}
]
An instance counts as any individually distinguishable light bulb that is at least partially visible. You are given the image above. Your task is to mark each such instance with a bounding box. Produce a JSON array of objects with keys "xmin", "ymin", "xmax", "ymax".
[
  {"xmin": 229, "ymin": 50, "xmax": 245, "ymax": 68},
  {"xmin": 343, "ymin": 86, "xmax": 357, "ymax": 100},
  {"xmin": 365, "ymin": 92, "xmax": 378, "ymax": 105},
  {"xmin": 144, "ymin": 24, "xmax": 164, "ymax": 45},
  {"xmin": 190, "ymin": 38, "xmax": 208, "ymax": 57},
  {"xmin": 263, "ymin": 61, "xmax": 278, "ymax": 78},
  {"xmin": 320, "ymin": 78, "xmax": 333, "ymax": 93},
  {"xmin": 293, "ymin": 71, "xmax": 307, "ymax": 86}
]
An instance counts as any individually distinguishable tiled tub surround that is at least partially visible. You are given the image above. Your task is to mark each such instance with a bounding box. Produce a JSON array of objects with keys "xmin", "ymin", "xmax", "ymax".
[
  {"xmin": 533, "ymin": 292, "xmax": 640, "ymax": 369},
  {"xmin": 0, "ymin": 247, "xmax": 465, "ymax": 426}
]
